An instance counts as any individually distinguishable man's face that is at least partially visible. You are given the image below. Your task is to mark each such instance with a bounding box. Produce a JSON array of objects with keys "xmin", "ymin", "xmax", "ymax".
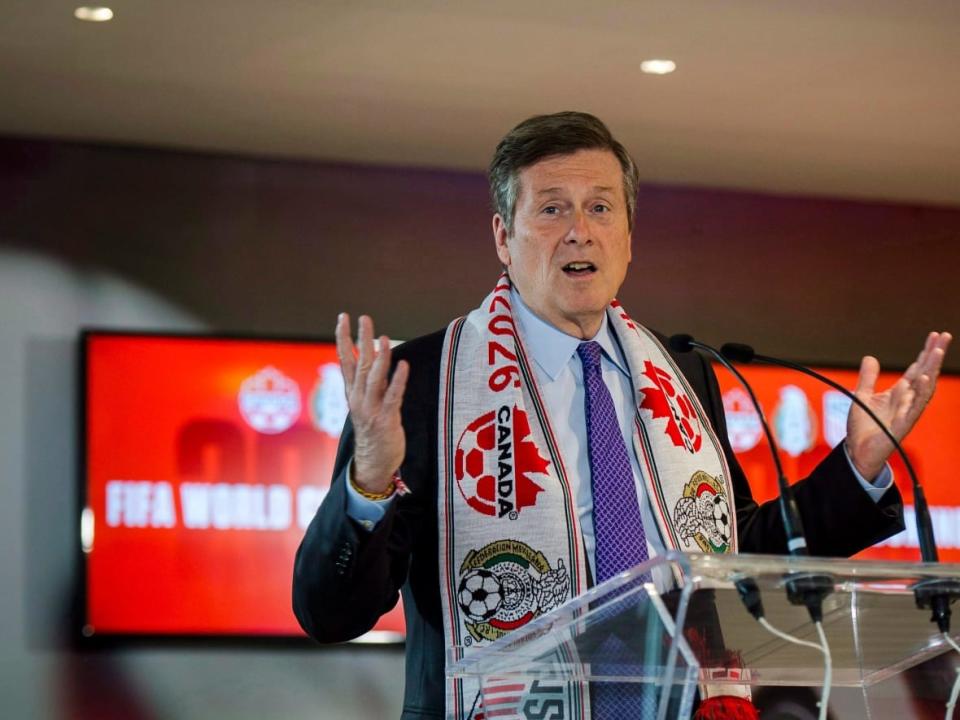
[{"xmin": 493, "ymin": 148, "xmax": 632, "ymax": 339}]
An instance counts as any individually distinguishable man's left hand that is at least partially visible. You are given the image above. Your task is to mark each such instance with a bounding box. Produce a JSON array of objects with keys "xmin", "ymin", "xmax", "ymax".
[{"xmin": 846, "ymin": 331, "xmax": 952, "ymax": 481}]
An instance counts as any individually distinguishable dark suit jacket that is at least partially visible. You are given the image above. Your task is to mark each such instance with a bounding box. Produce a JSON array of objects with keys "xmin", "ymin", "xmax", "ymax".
[{"xmin": 293, "ymin": 327, "xmax": 904, "ymax": 719}]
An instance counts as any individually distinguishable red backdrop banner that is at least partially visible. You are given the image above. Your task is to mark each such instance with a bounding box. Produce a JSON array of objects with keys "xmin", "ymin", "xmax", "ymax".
[
  {"xmin": 714, "ymin": 363, "xmax": 960, "ymax": 563},
  {"xmin": 84, "ymin": 333, "xmax": 959, "ymax": 637},
  {"xmin": 84, "ymin": 333, "xmax": 403, "ymax": 637}
]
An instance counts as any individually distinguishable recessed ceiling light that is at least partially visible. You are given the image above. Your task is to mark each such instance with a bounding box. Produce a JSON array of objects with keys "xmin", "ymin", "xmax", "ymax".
[
  {"xmin": 74, "ymin": 6, "xmax": 114, "ymax": 22},
  {"xmin": 640, "ymin": 59, "xmax": 676, "ymax": 75}
]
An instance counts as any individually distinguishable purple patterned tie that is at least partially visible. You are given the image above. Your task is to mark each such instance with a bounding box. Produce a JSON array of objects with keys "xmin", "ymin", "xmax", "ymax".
[
  {"xmin": 578, "ymin": 341, "xmax": 657, "ymax": 717},
  {"xmin": 577, "ymin": 341, "xmax": 649, "ymax": 581}
]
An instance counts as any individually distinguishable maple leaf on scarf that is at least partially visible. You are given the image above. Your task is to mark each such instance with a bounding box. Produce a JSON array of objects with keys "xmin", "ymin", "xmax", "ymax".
[
  {"xmin": 513, "ymin": 408, "xmax": 548, "ymax": 510},
  {"xmin": 639, "ymin": 360, "xmax": 703, "ymax": 453}
]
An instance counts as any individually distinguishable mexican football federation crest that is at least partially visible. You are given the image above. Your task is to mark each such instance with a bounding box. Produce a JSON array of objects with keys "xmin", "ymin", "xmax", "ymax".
[
  {"xmin": 309, "ymin": 363, "xmax": 349, "ymax": 437},
  {"xmin": 457, "ymin": 539, "xmax": 570, "ymax": 644},
  {"xmin": 673, "ymin": 471, "xmax": 733, "ymax": 553}
]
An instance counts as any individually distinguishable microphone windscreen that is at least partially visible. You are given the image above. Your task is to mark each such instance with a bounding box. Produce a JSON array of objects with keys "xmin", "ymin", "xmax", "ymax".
[
  {"xmin": 721, "ymin": 343, "xmax": 756, "ymax": 363},
  {"xmin": 668, "ymin": 334, "xmax": 695, "ymax": 353}
]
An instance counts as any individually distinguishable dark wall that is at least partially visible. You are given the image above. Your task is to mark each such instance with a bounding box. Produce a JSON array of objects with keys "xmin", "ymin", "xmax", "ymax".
[{"xmin": 4, "ymin": 138, "xmax": 958, "ymax": 368}]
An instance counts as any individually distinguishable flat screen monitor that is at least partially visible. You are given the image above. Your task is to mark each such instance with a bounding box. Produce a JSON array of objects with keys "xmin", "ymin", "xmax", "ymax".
[
  {"xmin": 81, "ymin": 331, "xmax": 404, "ymax": 639},
  {"xmin": 81, "ymin": 330, "xmax": 959, "ymax": 639}
]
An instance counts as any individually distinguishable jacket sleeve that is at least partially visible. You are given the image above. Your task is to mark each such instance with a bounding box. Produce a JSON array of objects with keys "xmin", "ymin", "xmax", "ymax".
[
  {"xmin": 292, "ymin": 415, "xmax": 406, "ymax": 642},
  {"xmin": 291, "ymin": 333, "xmax": 441, "ymax": 643},
  {"xmin": 695, "ymin": 350, "xmax": 905, "ymax": 558}
]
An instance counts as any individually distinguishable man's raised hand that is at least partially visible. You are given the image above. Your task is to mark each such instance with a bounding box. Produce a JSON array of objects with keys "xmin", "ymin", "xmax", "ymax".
[
  {"xmin": 846, "ymin": 331, "xmax": 952, "ymax": 480},
  {"xmin": 336, "ymin": 313, "xmax": 409, "ymax": 494}
]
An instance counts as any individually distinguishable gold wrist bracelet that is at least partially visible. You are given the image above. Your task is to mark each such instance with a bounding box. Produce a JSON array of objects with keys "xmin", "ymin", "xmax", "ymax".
[
  {"xmin": 348, "ymin": 466, "xmax": 410, "ymax": 500},
  {"xmin": 350, "ymin": 475, "xmax": 396, "ymax": 500}
]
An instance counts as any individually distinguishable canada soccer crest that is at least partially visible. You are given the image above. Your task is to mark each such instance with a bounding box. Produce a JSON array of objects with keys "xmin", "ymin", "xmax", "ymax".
[
  {"xmin": 237, "ymin": 366, "xmax": 301, "ymax": 434},
  {"xmin": 639, "ymin": 360, "xmax": 703, "ymax": 453},
  {"xmin": 673, "ymin": 471, "xmax": 733, "ymax": 553},
  {"xmin": 457, "ymin": 539, "xmax": 570, "ymax": 644},
  {"xmin": 454, "ymin": 405, "xmax": 549, "ymax": 519}
]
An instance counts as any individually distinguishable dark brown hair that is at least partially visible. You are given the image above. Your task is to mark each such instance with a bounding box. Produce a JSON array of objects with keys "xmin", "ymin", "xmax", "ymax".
[{"xmin": 488, "ymin": 111, "xmax": 640, "ymax": 234}]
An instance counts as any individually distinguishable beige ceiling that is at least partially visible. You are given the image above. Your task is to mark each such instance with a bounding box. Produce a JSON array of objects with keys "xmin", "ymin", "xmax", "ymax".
[{"xmin": 2, "ymin": 0, "xmax": 959, "ymax": 206}]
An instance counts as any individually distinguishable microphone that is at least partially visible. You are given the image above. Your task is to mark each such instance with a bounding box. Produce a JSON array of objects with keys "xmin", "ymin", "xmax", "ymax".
[
  {"xmin": 668, "ymin": 333, "xmax": 696, "ymax": 354},
  {"xmin": 721, "ymin": 343, "xmax": 756, "ymax": 364},
  {"xmin": 720, "ymin": 342, "xmax": 959, "ymax": 633},
  {"xmin": 668, "ymin": 334, "xmax": 833, "ymax": 621},
  {"xmin": 669, "ymin": 334, "xmax": 809, "ymax": 556}
]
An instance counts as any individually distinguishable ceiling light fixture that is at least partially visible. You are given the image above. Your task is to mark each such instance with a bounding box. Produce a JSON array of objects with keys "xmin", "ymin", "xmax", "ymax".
[
  {"xmin": 640, "ymin": 59, "xmax": 676, "ymax": 75},
  {"xmin": 74, "ymin": 6, "xmax": 114, "ymax": 22}
]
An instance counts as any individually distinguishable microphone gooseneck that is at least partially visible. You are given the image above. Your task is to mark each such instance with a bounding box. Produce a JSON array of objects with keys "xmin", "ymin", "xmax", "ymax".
[
  {"xmin": 720, "ymin": 344, "xmax": 935, "ymax": 557},
  {"xmin": 721, "ymin": 342, "xmax": 959, "ymax": 633},
  {"xmin": 668, "ymin": 335, "xmax": 809, "ymax": 557},
  {"xmin": 669, "ymin": 334, "xmax": 832, "ymax": 624}
]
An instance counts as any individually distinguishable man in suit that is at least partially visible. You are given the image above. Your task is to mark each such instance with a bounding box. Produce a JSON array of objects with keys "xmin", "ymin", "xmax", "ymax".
[{"xmin": 293, "ymin": 112, "xmax": 950, "ymax": 719}]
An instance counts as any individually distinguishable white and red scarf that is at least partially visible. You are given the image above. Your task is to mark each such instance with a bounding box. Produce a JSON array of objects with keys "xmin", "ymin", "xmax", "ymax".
[{"xmin": 437, "ymin": 276, "xmax": 736, "ymax": 719}]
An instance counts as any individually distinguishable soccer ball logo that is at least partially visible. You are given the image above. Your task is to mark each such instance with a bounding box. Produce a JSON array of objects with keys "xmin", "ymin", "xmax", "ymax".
[
  {"xmin": 707, "ymin": 493, "xmax": 732, "ymax": 547},
  {"xmin": 455, "ymin": 411, "xmax": 499, "ymax": 516},
  {"xmin": 454, "ymin": 406, "xmax": 548, "ymax": 518},
  {"xmin": 458, "ymin": 568, "xmax": 503, "ymax": 621}
]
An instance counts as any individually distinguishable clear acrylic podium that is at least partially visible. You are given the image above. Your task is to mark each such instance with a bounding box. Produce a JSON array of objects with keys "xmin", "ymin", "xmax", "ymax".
[{"xmin": 448, "ymin": 552, "xmax": 960, "ymax": 719}]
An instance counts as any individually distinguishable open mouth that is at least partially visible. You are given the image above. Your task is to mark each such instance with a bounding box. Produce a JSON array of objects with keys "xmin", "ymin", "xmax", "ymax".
[{"xmin": 562, "ymin": 261, "xmax": 597, "ymax": 276}]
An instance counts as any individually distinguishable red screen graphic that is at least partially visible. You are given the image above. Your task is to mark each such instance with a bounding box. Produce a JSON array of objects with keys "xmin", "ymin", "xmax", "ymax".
[
  {"xmin": 84, "ymin": 334, "xmax": 959, "ymax": 637},
  {"xmin": 84, "ymin": 333, "xmax": 404, "ymax": 638},
  {"xmin": 715, "ymin": 364, "xmax": 960, "ymax": 563}
]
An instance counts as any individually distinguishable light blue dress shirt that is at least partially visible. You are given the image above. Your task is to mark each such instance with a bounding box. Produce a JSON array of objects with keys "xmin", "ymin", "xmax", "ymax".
[{"xmin": 346, "ymin": 289, "xmax": 893, "ymax": 579}]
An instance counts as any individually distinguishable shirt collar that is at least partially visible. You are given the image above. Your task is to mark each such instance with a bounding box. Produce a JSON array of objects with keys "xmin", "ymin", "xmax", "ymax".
[{"xmin": 510, "ymin": 288, "xmax": 629, "ymax": 381}]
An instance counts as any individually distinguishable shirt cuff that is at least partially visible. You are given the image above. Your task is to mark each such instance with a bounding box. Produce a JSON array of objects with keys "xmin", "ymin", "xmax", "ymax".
[
  {"xmin": 344, "ymin": 458, "xmax": 396, "ymax": 531},
  {"xmin": 842, "ymin": 442, "xmax": 894, "ymax": 503}
]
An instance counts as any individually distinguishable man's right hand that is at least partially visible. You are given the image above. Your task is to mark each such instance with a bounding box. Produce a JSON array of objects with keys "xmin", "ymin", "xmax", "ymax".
[{"xmin": 336, "ymin": 313, "xmax": 409, "ymax": 494}]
